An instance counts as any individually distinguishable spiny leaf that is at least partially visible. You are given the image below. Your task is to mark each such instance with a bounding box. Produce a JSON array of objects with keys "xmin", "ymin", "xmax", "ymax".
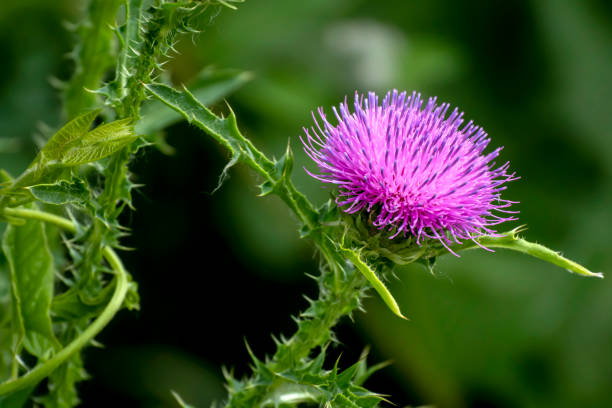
[
  {"xmin": 135, "ymin": 68, "xmax": 253, "ymax": 135},
  {"xmin": 144, "ymin": 83, "xmax": 318, "ymax": 226}
]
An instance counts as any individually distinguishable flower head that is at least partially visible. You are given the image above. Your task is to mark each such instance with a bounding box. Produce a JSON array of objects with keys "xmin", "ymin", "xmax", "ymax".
[{"xmin": 301, "ymin": 90, "xmax": 518, "ymax": 254}]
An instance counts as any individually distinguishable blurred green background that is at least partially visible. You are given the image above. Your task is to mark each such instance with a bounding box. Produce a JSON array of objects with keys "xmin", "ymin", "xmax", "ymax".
[{"xmin": 1, "ymin": 0, "xmax": 612, "ymax": 407}]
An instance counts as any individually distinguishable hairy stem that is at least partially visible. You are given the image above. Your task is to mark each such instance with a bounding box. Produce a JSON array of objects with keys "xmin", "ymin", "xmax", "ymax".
[
  {"xmin": 224, "ymin": 251, "xmax": 369, "ymax": 407},
  {"xmin": 271, "ymin": 262, "xmax": 366, "ymax": 372},
  {"xmin": 0, "ymin": 208, "xmax": 129, "ymax": 396}
]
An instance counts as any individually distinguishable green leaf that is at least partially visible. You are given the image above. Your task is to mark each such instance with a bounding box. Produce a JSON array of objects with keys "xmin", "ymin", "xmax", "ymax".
[
  {"xmin": 60, "ymin": 118, "xmax": 137, "ymax": 166},
  {"xmin": 136, "ymin": 68, "xmax": 253, "ymax": 135},
  {"xmin": 28, "ymin": 111, "xmax": 136, "ymax": 170},
  {"xmin": 28, "ymin": 179, "xmax": 89, "ymax": 206},
  {"xmin": 2, "ymin": 207, "xmax": 60, "ymax": 360},
  {"xmin": 36, "ymin": 110, "xmax": 100, "ymax": 164},
  {"xmin": 0, "ymin": 385, "xmax": 35, "ymax": 408},
  {"xmin": 338, "ymin": 244, "xmax": 406, "ymax": 320}
]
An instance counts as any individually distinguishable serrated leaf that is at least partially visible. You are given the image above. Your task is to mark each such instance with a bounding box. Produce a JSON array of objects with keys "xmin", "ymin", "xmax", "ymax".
[
  {"xmin": 28, "ymin": 179, "xmax": 89, "ymax": 206},
  {"xmin": 2, "ymin": 207, "xmax": 60, "ymax": 359},
  {"xmin": 60, "ymin": 118, "xmax": 137, "ymax": 166},
  {"xmin": 136, "ymin": 68, "xmax": 253, "ymax": 135},
  {"xmin": 144, "ymin": 83, "xmax": 319, "ymax": 226},
  {"xmin": 37, "ymin": 110, "xmax": 100, "ymax": 164},
  {"xmin": 338, "ymin": 245, "xmax": 406, "ymax": 320}
]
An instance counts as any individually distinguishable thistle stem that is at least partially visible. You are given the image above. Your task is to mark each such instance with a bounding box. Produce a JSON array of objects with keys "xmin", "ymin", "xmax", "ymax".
[
  {"xmin": 223, "ymin": 239, "xmax": 369, "ymax": 407},
  {"xmin": 271, "ymin": 260, "xmax": 366, "ymax": 372},
  {"xmin": 0, "ymin": 208, "xmax": 129, "ymax": 396}
]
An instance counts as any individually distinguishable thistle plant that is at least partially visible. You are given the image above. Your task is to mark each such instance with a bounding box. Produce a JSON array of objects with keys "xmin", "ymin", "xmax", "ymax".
[{"xmin": 0, "ymin": 1, "xmax": 603, "ymax": 408}]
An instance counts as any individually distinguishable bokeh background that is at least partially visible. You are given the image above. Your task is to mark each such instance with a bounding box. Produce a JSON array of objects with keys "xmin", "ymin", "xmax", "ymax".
[{"xmin": 1, "ymin": 0, "xmax": 612, "ymax": 407}]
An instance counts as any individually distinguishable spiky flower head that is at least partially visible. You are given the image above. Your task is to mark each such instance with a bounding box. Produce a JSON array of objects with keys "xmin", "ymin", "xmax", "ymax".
[{"xmin": 301, "ymin": 90, "xmax": 518, "ymax": 254}]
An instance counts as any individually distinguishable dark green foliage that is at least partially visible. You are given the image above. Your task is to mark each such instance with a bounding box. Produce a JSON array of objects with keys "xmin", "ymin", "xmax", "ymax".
[
  {"xmin": 2, "ymin": 212, "xmax": 59, "ymax": 361},
  {"xmin": 0, "ymin": 1, "xmax": 249, "ymax": 406}
]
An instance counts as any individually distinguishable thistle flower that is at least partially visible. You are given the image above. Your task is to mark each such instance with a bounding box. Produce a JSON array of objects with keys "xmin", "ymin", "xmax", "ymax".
[{"xmin": 301, "ymin": 90, "xmax": 518, "ymax": 254}]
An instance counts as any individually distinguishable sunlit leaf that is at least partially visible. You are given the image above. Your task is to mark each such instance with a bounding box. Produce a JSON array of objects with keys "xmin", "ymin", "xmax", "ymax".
[
  {"xmin": 36, "ymin": 110, "xmax": 100, "ymax": 164},
  {"xmin": 60, "ymin": 118, "xmax": 136, "ymax": 166}
]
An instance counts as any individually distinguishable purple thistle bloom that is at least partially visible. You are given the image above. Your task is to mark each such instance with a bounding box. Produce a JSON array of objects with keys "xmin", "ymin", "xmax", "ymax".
[{"xmin": 301, "ymin": 90, "xmax": 519, "ymax": 255}]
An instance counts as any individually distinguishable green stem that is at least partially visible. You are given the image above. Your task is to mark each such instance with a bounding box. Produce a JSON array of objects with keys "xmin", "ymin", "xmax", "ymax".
[
  {"xmin": 0, "ymin": 208, "xmax": 129, "ymax": 396},
  {"xmin": 3, "ymin": 208, "xmax": 76, "ymax": 234},
  {"xmin": 271, "ymin": 268, "xmax": 366, "ymax": 372},
  {"xmin": 224, "ymin": 259, "xmax": 368, "ymax": 407}
]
